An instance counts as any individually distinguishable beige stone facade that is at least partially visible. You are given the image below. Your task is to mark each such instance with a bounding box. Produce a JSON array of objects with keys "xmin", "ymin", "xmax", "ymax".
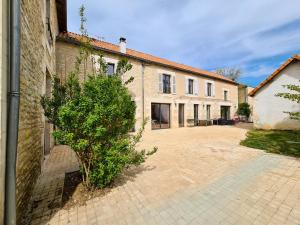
[
  {"xmin": 238, "ymin": 84, "xmax": 254, "ymax": 120},
  {"xmin": 16, "ymin": 0, "xmax": 64, "ymax": 222},
  {"xmin": 56, "ymin": 40, "xmax": 238, "ymax": 131}
]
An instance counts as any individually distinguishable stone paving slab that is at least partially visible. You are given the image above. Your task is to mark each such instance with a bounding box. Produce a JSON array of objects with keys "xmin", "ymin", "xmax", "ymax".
[{"xmin": 26, "ymin": 126, "xmax": 300, "ymax": 225}]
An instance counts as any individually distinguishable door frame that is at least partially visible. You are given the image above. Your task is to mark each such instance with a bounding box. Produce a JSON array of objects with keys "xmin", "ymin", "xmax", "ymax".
[
  {"xmin": 178, "ymin": 103, "xmax": 184, "ymax": 127},
  {"xmin": 151, "ymin": 103, "xmax": 171, "ymax": 130}
]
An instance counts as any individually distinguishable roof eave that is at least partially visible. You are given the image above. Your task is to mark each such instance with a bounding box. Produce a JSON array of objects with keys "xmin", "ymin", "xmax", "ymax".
[{"xmin": 57, "ymin": 35, "xmax": 238, "ymax": 85}]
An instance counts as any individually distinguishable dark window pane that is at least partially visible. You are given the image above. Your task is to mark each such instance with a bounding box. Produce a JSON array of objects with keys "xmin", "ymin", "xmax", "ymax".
[
  {"xmin": 163, "ymin": 74, "xmax": 171, "ymax": 93},
  {"xmin": 188, "ymin": 79, "xmax": 193, "ymax": 94},
  {"xmin": 160, "ymin": 104, "xmax": 170, "ymax": 129},
  {"xmin": 107, "ymin": 63, "xmax": 115, "ymax": 75},
  {"xmin": 207, "ymin": 83, "xmax": 212, "ymax": 96}
]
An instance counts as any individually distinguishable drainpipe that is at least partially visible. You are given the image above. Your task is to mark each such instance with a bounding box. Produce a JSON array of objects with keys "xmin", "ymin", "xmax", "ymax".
[
  {"xmin": 141, "ymin": 63, "xmax": 145, "ymax": 123},
  {"xmin": 5, "ymin": 0, "xmax": 21, "ymax": 224}
]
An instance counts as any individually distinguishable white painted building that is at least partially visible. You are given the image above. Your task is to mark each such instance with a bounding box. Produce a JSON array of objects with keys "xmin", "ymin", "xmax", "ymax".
[{"xmin": 249, "ymin": 55, "xmax": 300, "ymax": 130}]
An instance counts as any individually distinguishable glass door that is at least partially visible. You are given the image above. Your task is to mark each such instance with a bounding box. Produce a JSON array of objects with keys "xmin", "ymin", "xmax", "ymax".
[{"xmin": 151, "ymin": 103, "xmax": 171, "ymax": 129}]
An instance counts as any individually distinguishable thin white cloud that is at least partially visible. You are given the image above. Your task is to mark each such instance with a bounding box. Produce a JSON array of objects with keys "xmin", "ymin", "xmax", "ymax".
[{"xmin": 67, "ymin": 0, "xmax": 300, "ymax": 83}]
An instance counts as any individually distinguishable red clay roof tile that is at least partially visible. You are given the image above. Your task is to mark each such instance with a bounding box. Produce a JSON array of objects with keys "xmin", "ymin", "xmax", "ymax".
[{"xmin": 57, "ymin": 32, "xmax": 238, "ymax": 85}]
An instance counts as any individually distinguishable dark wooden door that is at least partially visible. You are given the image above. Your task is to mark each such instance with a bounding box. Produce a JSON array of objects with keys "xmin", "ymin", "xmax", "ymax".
[{"xmin": 178, "ymin": 104, "xmax": 184, "ymax": 127}]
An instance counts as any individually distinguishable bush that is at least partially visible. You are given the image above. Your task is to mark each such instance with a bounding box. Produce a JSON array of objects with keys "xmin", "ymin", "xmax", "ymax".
[
  {"xmin": 52, "ymin": 73, "xmax": 155, "ymax": 188},
  {"xmin": 41, "ymin": 5, "xmax": 156, "ymax": 188},
  {"xmin": 237, "ymin": 102, "xmax": 251, "ymax": 118}
]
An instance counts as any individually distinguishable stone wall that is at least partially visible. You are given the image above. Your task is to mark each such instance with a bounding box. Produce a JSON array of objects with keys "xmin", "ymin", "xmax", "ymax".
[
  {"xmin": 56, "ymin": 40, "xmax": 238, "ymax": 131},
  {"xmin": 17, "ymin": 0, "xmax": 59, "ymax": 222}
]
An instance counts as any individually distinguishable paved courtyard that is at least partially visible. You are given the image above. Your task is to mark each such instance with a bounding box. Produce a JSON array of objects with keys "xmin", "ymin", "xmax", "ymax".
[{"xmin": 27, "ymin": 126, "xmax": 300, "ymax": 225}]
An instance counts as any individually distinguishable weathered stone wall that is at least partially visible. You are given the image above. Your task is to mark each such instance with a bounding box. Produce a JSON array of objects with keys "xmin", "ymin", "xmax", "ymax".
[
  {"xmin": 56, "ymin": 40, "xmax": 238, "ymax": 131},
  {"xmin": 17, "ymin": 0, "xmax": 59, "ymax": 222},
  {"xmin": 0, "ymin": 0, "xmax": 8, "ymax": 223}
]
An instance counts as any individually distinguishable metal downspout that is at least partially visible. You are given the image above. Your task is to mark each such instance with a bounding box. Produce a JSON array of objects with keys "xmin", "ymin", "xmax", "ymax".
[
  {"xmin": 5, "ymin": 0, "xmax": 21, "ymax": 224},
  {"xmin": 141, "ymin": 64, "xmax": 145, "ymax": 123}
]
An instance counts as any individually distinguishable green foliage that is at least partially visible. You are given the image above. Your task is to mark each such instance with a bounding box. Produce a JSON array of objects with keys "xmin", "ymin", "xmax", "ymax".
[
  {"xmin": 237, "ymin": 102, "xmax": 251, "ymax": 118},
  {"xmin": 215, "ymin": 67, "xmax": 241, "ymax": 82},
  {"xmin": 276, "ymin": 80, "xmax": 300, "ymax": 120},
  {"xmin": 41, "ymin": 76, "xmax": 66, "ymax": 125},
  {"xmin": 41, "ymin": 5, "xmax": 156, "ymax": 188},
  {"xmin": 240, "ymin": 130, "xmax": 300, "ymax": 157}
]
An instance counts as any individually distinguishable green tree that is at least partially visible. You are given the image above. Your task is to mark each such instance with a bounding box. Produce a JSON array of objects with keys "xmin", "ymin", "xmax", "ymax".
[
  {"xmin": 276, "ymin": 81, "xmax": 300, "ymax": 120},
  {"xmin": 215, "ymin": 67, "xmax": 241, "ymax": 82},
  {"xmin": 41, "ymin": 5, "xmax": 156, "ymax": 188},
  {"xmin": 237, "ymin": 103, "xmax": 251, "ymax": 119}
]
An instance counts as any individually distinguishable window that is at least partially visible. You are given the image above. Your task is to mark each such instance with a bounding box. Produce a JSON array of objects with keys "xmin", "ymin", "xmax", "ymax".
[
  {"xmin": 163, "ymin": 74, "xmax": 171, "ymax": 93},
  {"xmin": 224, "ymin": 90, "xmax": 228, "ymax": 101},
  {"xmin": 46, "ymin": 0, "xmax": 53, "ymax": 45},
  {"xmin": 107, "ymin": 63, "xmax": 115, "ymax": 75},
  {"xmin": 188, "ymin": 79, "xmax": 194, "ymax": 94},
  {"xmin": 207, "ymin": 83, "xmax": 212, "ymax": 96}
]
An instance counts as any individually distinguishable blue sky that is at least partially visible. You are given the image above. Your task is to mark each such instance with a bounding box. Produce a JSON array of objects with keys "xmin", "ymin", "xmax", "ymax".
[{"xmin": 67, "ymin": 0, "xmax": 300, "ymax": 87}]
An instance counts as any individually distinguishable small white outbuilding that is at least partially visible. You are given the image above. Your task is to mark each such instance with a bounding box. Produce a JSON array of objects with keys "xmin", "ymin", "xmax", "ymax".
[{"xmin": 249, "ymin": 55, "xmax": 300, "ymax": 130}]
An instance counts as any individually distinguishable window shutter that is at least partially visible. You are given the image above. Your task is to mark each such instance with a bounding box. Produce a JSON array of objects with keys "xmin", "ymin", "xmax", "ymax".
[
  {"xmin": 194, "ymin": 79, "xmax": 199, "ymax": 95},
  {"xmin": 212, "ymin": 83, "xmax": 215, "ymax": 97},
  {"xmin": 205, "ymin": 82, "xmax": 208, "ymax": 96},
  {"xmin": 172, "ymin": 75, "xmax": 176, "ymax": 94},
  {"xmin": 158, "ymin": 74, "xmax": 163, "ymax": 93},
  {"xmin": 185, "ymin": 78, "xmax": 189, "ymax": 94}
]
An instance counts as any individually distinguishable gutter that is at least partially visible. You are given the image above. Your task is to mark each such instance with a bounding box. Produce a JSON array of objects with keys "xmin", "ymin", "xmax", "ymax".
[{"xmin": 5, "ymin": 0, "xmax": 21, "ymax": 224}]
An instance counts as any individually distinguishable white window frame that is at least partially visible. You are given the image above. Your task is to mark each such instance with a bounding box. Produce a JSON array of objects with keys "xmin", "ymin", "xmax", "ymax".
[
  {"xmin": 185, "ymin": 76, "xmax": 199, "ymax": 96},
  {"xmin": 157, "ymin": 69, "xmax": 176, "ymax": 95},
  {"xmin": 223, "ymin": 88, "xmax": 229, "ymax": 101}
]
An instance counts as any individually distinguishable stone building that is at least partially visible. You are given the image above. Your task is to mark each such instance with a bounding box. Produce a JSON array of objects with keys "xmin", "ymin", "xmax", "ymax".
[
  {"xmin": 238, "ymin": 84, "xmax": 254, "ymax": 121},
  {"xmin": 249, "ymin": 55, "xmax": 300, "ymax": 130},
  {"xmin": 0, "ymin": 0, "xmax": 67, "ymax": 223},
  {"xmin": 56, "ymin": 32, "xmax": 239, "ymax": 131}
]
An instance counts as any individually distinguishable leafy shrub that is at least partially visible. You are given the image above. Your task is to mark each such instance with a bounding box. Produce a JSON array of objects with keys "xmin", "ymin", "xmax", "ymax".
[
  {"xmin": 237, "ymin": 102, "xmax": 251, "ymax": 118},
  {"xmin": 41, "ymin": 5, "xmax": 156, "ymax": 188}
]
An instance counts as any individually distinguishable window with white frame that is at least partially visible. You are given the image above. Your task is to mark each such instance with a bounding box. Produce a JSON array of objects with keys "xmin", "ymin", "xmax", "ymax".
[
  {"xmin": 205, "ymin": 81, "xmax": 215, "ymax": 97},
  {"xmin": 159, "ymin": 73, "xmax": 176, "ymax": 94},
  {"xmin": 163, "ymin": 74, "xmax": 171, "ymax": 93},
  {"xmin": 185, "ymin": 77, "xmax": 198, "ymax": 95},
  {"xmin": 188, "ymin": 79, "xmax": 194, "ymax": 94},
  {"xmin": 207, "ymin": 83, "xmax": 212, "ymax": 96}
]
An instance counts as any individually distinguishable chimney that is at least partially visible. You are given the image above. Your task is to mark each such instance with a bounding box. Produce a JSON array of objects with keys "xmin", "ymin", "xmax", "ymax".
[{"xmin": 119, "ymin": 37, "xmax": 126, "ymax": 54}]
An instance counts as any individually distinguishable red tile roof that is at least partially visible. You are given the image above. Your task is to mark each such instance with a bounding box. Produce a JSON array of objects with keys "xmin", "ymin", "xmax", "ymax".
[
  {"xmin": 249, "ymin": 54, "xmax": 300, "ymax": 96},
  {"xmin": 57, "ymin": 32, "xmax": 238, "ymax": 85}
]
